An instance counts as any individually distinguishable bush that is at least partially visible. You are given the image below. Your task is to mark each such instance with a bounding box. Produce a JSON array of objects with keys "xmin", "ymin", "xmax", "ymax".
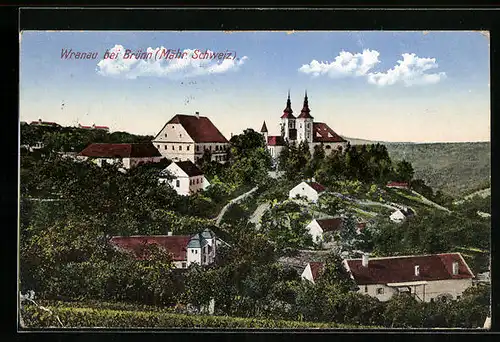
[{"xmin": 21, "ymin": 303, "xmax": 375, "ymax": 329}]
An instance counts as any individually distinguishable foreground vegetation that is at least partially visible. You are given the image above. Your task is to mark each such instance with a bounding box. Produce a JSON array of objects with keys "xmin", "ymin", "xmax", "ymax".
[{"xmin": 22, "ymin": 302, "xmax": 370, "ymax": 329}]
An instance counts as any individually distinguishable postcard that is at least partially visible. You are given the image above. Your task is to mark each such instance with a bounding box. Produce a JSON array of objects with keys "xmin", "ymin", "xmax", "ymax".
[{"xmin": 19, "ymin": 30, "xmax": 491, "ymax": 330}]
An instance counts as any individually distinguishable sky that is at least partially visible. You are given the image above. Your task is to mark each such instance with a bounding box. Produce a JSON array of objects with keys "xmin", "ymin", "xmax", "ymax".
[{"xmin": 20, "ymin": 31, "xmax": 490, "ymax": 142}]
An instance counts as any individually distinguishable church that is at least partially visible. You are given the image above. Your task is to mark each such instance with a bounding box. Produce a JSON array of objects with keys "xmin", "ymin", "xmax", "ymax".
[{"xmin": 260, "ymin": 91, "xmax": 348, "ymax": 160}]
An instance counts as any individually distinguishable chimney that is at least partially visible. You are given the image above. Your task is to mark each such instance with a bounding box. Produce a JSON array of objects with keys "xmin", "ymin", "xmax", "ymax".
[
  {"xmin": 414, "ymin": 265, "xmax": 420, "ymax": 276},
  {"xmin": 452, "ymin": 261, "xmax": 459, "ymax": 275},
  {"xmin": 167, "ymin": 231, "xmax": 173, "ymax": 236},
  {"xmin": 311, "ymin": 177, "xmax": 316, "ymax": 183},
  {"xmin": 195, "ymin": 111, "xmax": 200, "ymax": 119},
  {"xmin": 362, "ymin": 253, "xmax": 369, "ymax": 267}
]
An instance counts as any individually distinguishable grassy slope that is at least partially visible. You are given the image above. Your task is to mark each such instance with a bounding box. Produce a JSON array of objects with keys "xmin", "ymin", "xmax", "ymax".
[{"xmin": 384, "ymin": 142, "xmax": 490, "ymax": 198}]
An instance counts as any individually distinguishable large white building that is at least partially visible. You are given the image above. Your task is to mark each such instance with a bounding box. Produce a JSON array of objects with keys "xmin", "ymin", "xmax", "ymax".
[
  {"xmin": 343, "ymin": 253, "xmax": 475, "ymax": 302},
  {"xmin": 152, "ymin": 112, "xmax": 229, "ymax": 164},
  {"xmin": 302, "ymin": 253, "xmax": 475, "ymax": 303},
  {"xmin": 260, "ymin": 91, "xmax": 348, "ymax": 161}
]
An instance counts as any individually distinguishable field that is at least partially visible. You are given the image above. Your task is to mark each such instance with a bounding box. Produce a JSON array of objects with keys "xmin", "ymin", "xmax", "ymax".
[{"xmin": 384, "ymin": 142, "xmax": 490, "ymax": 198}]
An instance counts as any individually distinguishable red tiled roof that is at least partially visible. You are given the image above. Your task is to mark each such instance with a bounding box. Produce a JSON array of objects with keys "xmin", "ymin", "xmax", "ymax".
[
  {"xmin": 387, "ymin": 182, "xmax": 409, "ymax": 188},
  {"xmin": 315, "ymin": 218, "xmax": 343, "ymax": 232},
  {"xmin": 78, "ymin": 143, "xmax": 162, "ymax": 158},
  {"xmin": 267, "ymin": 135, "xmax": 285, "ymax": 146},
  {"xmin": 345, "ymin": 253, "xmax": 474, "ymax": 285},
  {"xmin": 309, "ymin": 262, "xmax": 324, "ymax": 281},
  {"xmin": 94, "ymin": 125, "xmax": 110, "ymax": 129},
  {"xmin": 172, "ymin": 160, "xmax": 204, "ymax": 177},
  {"xmin": 312, "ymin": 123, "xmax": 346, "ymax": 143},
  {"xmin": 306, "ymin": 181, "xmax": 326, "ymax": 193},
  {"xmin": 109, "ymin": 235, "xmax": 191, "ymax": 261},
  {"xmin": 160, "ymin": 114, "xmax": 228, "ymax": 143}
]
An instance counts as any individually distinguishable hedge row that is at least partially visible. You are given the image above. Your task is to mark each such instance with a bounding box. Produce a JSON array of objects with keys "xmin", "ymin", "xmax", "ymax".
[{"xmin": 21, "ymin": 304, "xmax": 375, "ymax": 329}]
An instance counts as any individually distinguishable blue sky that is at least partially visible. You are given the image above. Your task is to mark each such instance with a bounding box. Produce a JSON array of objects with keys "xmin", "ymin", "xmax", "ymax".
[{"xmin": 20, "ymin": 31, "xmax": 490, "ymax": 142}]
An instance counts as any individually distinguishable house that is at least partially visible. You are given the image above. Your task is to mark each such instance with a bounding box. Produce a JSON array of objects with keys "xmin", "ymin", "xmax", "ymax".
[
  {"xmin": 390, "ymin": 207, "xmax": 415, "ymax": 223},
  {"xmin": 306, "ymin": 218, "xmax": 343, "ymax": 245},
  {"xmin": 159, "ymin": 160, "xmax": 210, "ymax": 196},
  {"xmin": 152, "ymin": 112, "xmax": 229, "ymax": 164},
  {"xmin": 289, "ymin": 180, "xmax": 326, "ymax": 203},
  {"xmin": 29, "ymin": 118, "xmax": 61, "ymax": 127},
  {"xmin": 343, "ymin": 253, "xmax": 475, "ymax": 302},
  {"xmin": 109, "ymin": 229, "xmax": 226, "ymax": 269},
  {"xmin": 77, "ymin": 143, "xmax": 163, "ymax": 169},
  {"xmin": 301, "ymin": 262, "xmax": 325, "ymax": 284},
  {"xmin": 259, "ymin": 91, "xmax": 348, "ymax": 160},
  {"xmin": 386, "ymin": 182, "xmax": 410, "ymax": 189},
  {"xmin": 78, "ymin": 123, "xmax": 110, "ymax": 132}
]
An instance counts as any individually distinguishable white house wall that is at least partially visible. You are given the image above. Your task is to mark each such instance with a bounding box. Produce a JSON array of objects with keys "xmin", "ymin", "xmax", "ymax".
[
  {"xmin": 289, "ymin": 182, "xmax": 320, "ymax": 203},
  {"xmin": 153, "ymin": 123, "xmax": 195, "ymax": 161},
  {"xmin": 306, "ymin": 220, "xmax": 324, "ymax": 244},
  {"xmin": 187, "ymin": 247, "xmax": 202, "ymax": 266},
  {"xmin": 356, "ymin": 278, "xmax": 474, "ymax": 302},
  {"xmin": 301, "ymin": 264, "xmax": 314, "ymax": 283}
]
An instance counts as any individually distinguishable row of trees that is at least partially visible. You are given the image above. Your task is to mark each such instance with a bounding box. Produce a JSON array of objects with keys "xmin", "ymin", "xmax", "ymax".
[
  {"xmin": 21, "ymin": 124, "xmax": 154, "ymax": 153},
  {"xmin": 278, "ymin": 141, "xmax": 415, "ymax": 186}
]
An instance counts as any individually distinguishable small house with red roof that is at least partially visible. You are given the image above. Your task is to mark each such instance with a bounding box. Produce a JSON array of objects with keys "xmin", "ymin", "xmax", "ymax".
[
  {"xmin": 386, "ymin": 181, "xmax": 410, "ymax": 189},
  {"xmin": 77, "ymin": 143, "xmax": 163, "ymax": 169},
  {"xmin": 30, "ymin": 118, "xmax": 61, "ymax": 128},
  {"xmin": 152, "ymin": 112, "xmax": 229, "ymax": 164},
  {"xmin": 301, "ymin": 262, "xmax": 325, "ymax": 284},
  {"xmin": 289, "ymin": 179, "xmax": 327, "ymax": 203},
  {"xmin": 159, "ymin": 160, "xmax": 210, "ymax": 196},
  {"xmin": 109, "ymin": 229, "xmax": 227, "ymax": 269},
  {"xmin": 78, "ymin": 123, "xmax": 110, "ymax": 132},
  {"xmin": 343, "ymin": 253, "xmax": 475, "ymax": 302},
  {"xmin": 259, "ymin": 91, "xmax": 348, "ymax": 161}
]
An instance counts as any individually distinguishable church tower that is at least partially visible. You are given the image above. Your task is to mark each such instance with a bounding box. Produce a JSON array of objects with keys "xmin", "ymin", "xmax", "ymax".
[
  {"xmin": 297, "ymin": 90, "xmax": 314, "ymax": 143},
  {"xmin": 280, "ymin": 90, "xmax": 297, "ymax": 142},
  {"xmin": 260, "ymin": 121, "xmax": 268, "ymax": 143}
]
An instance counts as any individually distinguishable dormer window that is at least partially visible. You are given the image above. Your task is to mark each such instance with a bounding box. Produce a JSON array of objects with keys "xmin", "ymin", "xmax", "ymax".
[
  {"xmin": 452, "ymin": 262, "xmax": 459, "ymax": 275},
  {"xmin": 415, "ymin": 265, "xmax": 420, "ymax": 276}
]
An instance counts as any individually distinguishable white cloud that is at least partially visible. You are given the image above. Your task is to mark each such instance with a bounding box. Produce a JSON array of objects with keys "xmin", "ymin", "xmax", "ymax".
[
  {"xmin": 298, "ymin": 49, "xmax": 381, "ymax": 78},
  {"xmin": 299, "ymin": 50, "xmax": 446, "ymax": 87},
  {"xmin": 96, "ymin": 45, "xmax": 248, "ymax": 79},
  {"xmin": 367, "ymin": 53, "xmax": 446, "ymax": 87}
]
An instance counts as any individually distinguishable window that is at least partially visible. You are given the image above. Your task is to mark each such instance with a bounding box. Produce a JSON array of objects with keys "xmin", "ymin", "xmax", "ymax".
[
  {"xmin": 172, "ymin": 126, "xmax": 174, "ymax": 129},
  {"xmin": 176, "ymin": 180, "xmax": 180, "ymax": 187},
  {"xmin": 195, "ymin": 250, "xmax": 198, "ymax": 254},
  {"xmin": 456, "ymin": 296, "xmax": 461, "ymax": 300},
  {"xmin": 182, "ymin": 262, "xmax": 186, "ymax": 268},
  {"xmin": 157, "ymin": 145, "xmax": 160, "ymax": 149},
  {"xmin": 164, "ymin": 133, "xmax": 167, "ymax": 138},
  {"xmin": 172, "ymin": 145, "xmax": 175, "ymax": 150},
  {"xmin": 179, "ymin": 146, "xmax": 182, "ymax": 151},
  {"xmin": 364, "ymin": 285, "xmax": 368, "ymax": 293},
  {"xmin": 430, "ymin": 298, "xmax": 434, "ymax": 303},
  {"xmin": 180, "ymin": 134, "xmax": 182, "ymax": 138},
  {"xmin": 209, "ymin": 146, "xmax": 212, "ymax": 151},
  {"xmin": 197, "ymin": 178, "xmax": 200, "ymax": 184},
  {"xmin": 196, "ymin": 146, "xmax": 200, "ymax": 151},
  {"xmin": 187, "ymin": 145, "xmax": 190, "ymax": 151},
  {"xmin": 164, "ymin": 145, "xmax": 167, "ymax": 150},
  {"xmin": 300, "ymin": 123, "xmax": 302, "ymax": 128},
  {"xmin": 203, "ymin": 256, "xmax": 206, "ymax": 263},
  {"xmin": 376, "ymin": 288, "xmax": 384, "ymax": 295},
  {"xmin": 215, "ymin": 145, "xmax": 219, "ymax": 151}
]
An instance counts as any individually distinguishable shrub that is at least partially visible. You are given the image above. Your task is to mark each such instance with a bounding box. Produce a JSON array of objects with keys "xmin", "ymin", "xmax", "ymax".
[{"xmin": 21, "ymin": 303, "xmax": 375, "ymax": 329}]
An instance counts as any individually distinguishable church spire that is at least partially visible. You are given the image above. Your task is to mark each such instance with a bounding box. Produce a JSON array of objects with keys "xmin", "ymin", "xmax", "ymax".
[
  {"xmin": 260, "ymin": 121, "xmax": 268, "ymax": 133},
  {"xmin": 298, "ymin": 90, "xmax": 313, "ymax": 119},
  {"xmin": 281, "ymin": 90, "xmax": 295, "ymax": 119}
]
